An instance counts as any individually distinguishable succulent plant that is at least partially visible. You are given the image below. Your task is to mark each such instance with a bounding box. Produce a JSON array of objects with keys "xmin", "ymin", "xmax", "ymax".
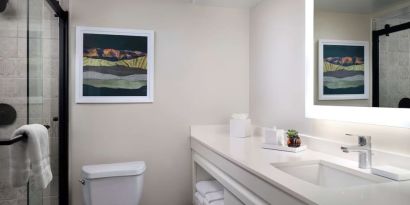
[{"xmin": 287, "ymin": 129, "xmax": 299, "ymax": 139}]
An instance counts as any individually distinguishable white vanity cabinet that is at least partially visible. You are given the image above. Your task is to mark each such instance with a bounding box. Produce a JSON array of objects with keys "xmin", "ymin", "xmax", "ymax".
[
  {"xmin": 224, "ymin": 189, "xmax": 245, "ymax": 205},
  {"xmin": 191, "ymin": 138, "xmax": 308, "ymax": 205}
]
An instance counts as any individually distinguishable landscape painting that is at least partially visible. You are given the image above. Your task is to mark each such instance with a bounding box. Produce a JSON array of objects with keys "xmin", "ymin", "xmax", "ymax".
[
  {"xmin": 76, "ymin": 27, "xmax": 154, "ymax": 103},
  {"xmin": 319, "ymin": 40, "xmax": 369, "ymax": 100}
]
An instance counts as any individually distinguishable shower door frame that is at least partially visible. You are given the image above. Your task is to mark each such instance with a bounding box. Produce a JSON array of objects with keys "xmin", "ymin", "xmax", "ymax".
[
  {"xmin": 28, "ymin": 1, "xmax": 69, "ymax": 204},
  {"xmin": 372, "ymin": 22, "xmax": 410, "ymax": 107}
]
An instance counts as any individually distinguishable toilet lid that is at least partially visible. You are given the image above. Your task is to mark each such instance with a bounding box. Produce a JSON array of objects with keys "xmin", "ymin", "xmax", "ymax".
[{"xmin": 82, "ymin": 161, "xmax": 146, "ymax": 179}]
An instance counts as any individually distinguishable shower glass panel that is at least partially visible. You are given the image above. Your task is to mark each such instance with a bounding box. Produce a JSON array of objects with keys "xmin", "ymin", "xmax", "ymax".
[
  {"xmin": 0, "ymin": 0, "xmax": 60, "ymax": 204},
  {"xmin": 28, "ymin": 0, "xmax": 60, "ymax": 204},
  {"xmin": 378, "ymin": 31, "xmax": 410, "ymax": 108}
]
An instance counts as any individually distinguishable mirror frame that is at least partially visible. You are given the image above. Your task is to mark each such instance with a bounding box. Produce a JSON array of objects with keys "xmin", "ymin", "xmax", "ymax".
[{"xmin": 305, "ymin": 0, "xmax": 410, "ymax": 128}]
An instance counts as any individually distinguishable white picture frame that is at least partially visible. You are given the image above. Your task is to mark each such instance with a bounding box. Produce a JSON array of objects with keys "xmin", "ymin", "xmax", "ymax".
[
  {"xmin": 318, "ymin": 40, "xmax": 369, "ymax": 101},
  {"xmin": 75, "ymin": 26, "xmax": 154, "ymax": 103}
]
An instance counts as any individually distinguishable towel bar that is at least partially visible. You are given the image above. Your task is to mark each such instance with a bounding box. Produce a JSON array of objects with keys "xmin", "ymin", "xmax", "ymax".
[{"xmin": 0, "ymin": 125, "xmax": 50, "ymax": 146}]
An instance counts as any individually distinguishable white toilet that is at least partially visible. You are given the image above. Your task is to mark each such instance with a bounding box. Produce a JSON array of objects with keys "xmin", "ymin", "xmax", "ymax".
[{"xmin": 81, "ymin": 161, "xmax": 146, "ymax": 205}]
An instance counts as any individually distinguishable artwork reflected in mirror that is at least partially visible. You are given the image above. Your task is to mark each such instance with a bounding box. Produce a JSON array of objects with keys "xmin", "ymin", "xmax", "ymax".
[
  {"xmin": 314, "ymin": 0, "xmax": 410, "ymax": 108},
  {"xmin": 319, "ymin": 40, "xmax": 369, "ymax": 100}
]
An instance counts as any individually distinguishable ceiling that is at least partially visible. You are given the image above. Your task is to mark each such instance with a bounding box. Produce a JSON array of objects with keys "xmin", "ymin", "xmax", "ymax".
[
  {"xmin": 192, "ymin": 0, "xmax": 263, "ymax": 8},
  {"xmin": 315, "ymin": 0, "xmax": 408, "ymax": 14}
]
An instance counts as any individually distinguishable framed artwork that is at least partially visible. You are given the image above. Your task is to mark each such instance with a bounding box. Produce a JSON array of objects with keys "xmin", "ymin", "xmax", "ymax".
[
  {"xmin": 76, "ymin": 26, "xmax": 154, "ymax": 103},
  {"xmin": 318, "ymin": 40, "xmax": 369, "ymax": 100}
]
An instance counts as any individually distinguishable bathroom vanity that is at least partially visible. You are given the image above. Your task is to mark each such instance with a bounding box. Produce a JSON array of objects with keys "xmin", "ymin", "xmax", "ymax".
[{"xmin": 190, "ymin": 125, "xmax": 410, "ymax": 205}]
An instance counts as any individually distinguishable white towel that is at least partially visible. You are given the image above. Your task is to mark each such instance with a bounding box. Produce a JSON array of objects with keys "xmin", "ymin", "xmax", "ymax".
[
  {"xmin": 205, "ymin": 190, "xmax": 224, "ymax": 203},
  {"xmin": 10, "ymin": 124, "xmax": 52, "ymax": 190},
  {"xmin": 205, "ymin": 199, "xmax": 224, "ymax": 205},
  {"xmin": 196, "ymin": 180, "xmax": 223, "ymax": 197},
  {"xmin": 194, "ymin": 192, "xmax": 205, "ymax": 205}
]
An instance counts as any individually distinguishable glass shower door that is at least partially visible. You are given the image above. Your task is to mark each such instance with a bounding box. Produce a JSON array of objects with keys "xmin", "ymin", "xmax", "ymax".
[
  {"xmin": 28, "ymin": 0, "xmax": 60, "ymax": 204},
  {"xmin": 0, "ymin": 0, "xmax": 63, "ymax": 204}
]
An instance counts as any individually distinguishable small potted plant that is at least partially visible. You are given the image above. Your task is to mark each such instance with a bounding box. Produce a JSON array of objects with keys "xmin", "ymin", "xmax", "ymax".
[{"xmin": 287, "ymin": 129, "xmax": 301, "ymax": 148}]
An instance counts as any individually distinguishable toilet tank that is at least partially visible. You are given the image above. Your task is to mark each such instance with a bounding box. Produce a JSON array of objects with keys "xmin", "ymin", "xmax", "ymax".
[{"xmin": 81, "ymin": 161, "xmax": 146, "ymax": 205}]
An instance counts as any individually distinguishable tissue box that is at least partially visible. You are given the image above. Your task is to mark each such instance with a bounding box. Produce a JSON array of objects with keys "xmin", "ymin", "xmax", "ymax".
[
  {"xmin": 263, "ymin": 128, "xmax": 277, "ymax": 144},
  {"xmin": 230, "ymin": 119, "xmax": 251, "ymax": 138}
]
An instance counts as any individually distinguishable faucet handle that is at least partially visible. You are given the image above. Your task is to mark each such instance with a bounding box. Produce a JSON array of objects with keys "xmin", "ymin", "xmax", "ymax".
[{"xmin": 345, "ymin": 134, "xmax": 371, "ymax": 146}]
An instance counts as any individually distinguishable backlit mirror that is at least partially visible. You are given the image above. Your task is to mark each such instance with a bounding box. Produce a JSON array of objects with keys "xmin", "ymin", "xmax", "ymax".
[{"xmin": 314, "ymin": 0, "xmax": 410, "ymax": 108}]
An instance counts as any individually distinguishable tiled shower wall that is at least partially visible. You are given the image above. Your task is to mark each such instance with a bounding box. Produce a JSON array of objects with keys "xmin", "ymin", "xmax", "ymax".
[
  {"xmin": 376, "ymin": 18, "xmax": 410, "ymax": 108},
  {"xmin": 0, "ymin": 0, "xmax": 29, "ymax": 203},
  {"xmin": 0, "ymin": 0, "xmax": 60, "ymax": 204}
]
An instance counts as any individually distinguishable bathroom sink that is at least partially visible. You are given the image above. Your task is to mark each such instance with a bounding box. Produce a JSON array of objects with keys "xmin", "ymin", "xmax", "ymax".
[{"xmin": 272, "ymin": 160, "xmax": 390, "ymax": 188}]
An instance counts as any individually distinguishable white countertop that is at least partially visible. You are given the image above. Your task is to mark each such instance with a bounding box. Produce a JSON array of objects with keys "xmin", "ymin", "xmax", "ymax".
[{"xmin": 190, "ymin": 125, "xmax": 410, "ymax": 205}]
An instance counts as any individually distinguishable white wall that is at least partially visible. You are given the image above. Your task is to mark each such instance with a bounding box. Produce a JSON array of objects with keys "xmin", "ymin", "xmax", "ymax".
[
  {"xmin": 68, "ymin": 0, "xmax": 249, "ymax": 204},
  {"xmin": 250, "ymin": 0, "xmax": 410, "ymax": 157},
  {"xmin": 314, "ymin": 10, "xmax": 372, "ymax": 107}
]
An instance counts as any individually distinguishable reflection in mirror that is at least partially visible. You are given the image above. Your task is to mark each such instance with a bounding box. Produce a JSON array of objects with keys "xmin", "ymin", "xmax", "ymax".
[{"xmin": 314, "ymin": 0, "xmax": 410, "ymax": 108}]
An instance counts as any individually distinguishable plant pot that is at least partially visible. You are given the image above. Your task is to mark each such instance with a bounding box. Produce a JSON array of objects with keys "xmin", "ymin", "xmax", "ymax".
[{"xmin": 287, "ymin": 136, "xmax": 301, "ymax": 147}]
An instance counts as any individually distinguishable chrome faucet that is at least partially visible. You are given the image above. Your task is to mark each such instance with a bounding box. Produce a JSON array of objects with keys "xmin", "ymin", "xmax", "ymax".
[{"xmin": 341, "ymin": 134, "xmax": 372, "ymax": 169}]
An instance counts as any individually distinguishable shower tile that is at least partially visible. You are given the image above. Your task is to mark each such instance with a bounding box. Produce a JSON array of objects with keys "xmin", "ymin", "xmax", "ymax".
[
  {"xmin": 0, "ymin": 58, "xmax": 26, "ymax": 78},
  {"xmin": 50, "ymin": 123, "xmax": 58, "ymax": 139},
  {"xmin": 28, "ymin": 77, "xmax": 43, "ymax": 97},
  {"xmin": 0, "ymin": 199, "xmax": 18, "ymax": 205},
  {"xmin": 398, "ymin": 39, "xmax": 410, "ymax": 52},
  {"xmin": 42, "ymin": 98, "xmax": 52, "ymax": 120},
  {"xmin": 49, "ymin": 137, "xmax": 58, "ymax": 157},
  {"xmin": 1, "ymin": 58, "xmax": 18, "ymax": 76},
  {"xmin": 16, "ymin": 199, "xmax": 26, "ymax": 205},
  {"xmin": 0, "ymin": 188, "xmax": 18, "ymax": 200},
  {"xmin": 42, "ymin": 58, "xmax": 59, "ymax": 78},
  {"xmin": 41, "ymin": 19, "xmax": 59, "ymax": 40},
  {"xmin": 27, "ymin": 38, "xmax": 44, "ymax": 59},
  {"xmin": 398, "ymin": 52, "xmax": 409, "ymax": 66},
  {"xmin": 0, "ymin": 125, "xmax": 15, "ymax": 140},
  {"xmin": 0, "ymin": 159, "xmax": 9, "ymax": 179},
  {"xmin": 0, "ymin": 38, "xmax": 17, "ymax": 58},
  {"xmin": 28, "ymin": 118, "xmax": 42, "ymax": 124},
  {"xmin": 41, "ymin": 196, "xmax": 58, "ymax": 205},
  {"xmin": 42, "ymin": 39, "xmax": 59, "ymax": 58},
  {"xmin": 0, "ymin": 19, "xmax": 18, "ymax": 38},
  {"xmin": 10, "ymin": 103, "xmax": 27, "ymax": 119},
  {"xmin": 16, "ymin": 0, "xmax": 27, "ymax": 21},
  {"xmin": 28, "ymin": 58, "xmax": 42, "ymax": 79},
  {"xmin": 51, "ymin": 98, "xmax": 59, "ymax": 118},
  {"xmin": 3, "ymin": 78, "xmax": 26, "ymax": 98},
  {"xmin": 16, "ymin": 19, "xmax": 26, "ymax": 39},
  {"xmin": 28, "ymin": 19, "xmax": 43, "ymax": 39},
  {"xmin": 28, "ymin": 0, "xmax": 44, "ymax": 21},
  {"xmin": 0, "ymin": 97, "xmax": 27, "ymax": 106},
  {"xmin": 49, "ymin": 157, "xmax": 59, "ymax": 176},
  {"xmin": 43, "ymin": 78, "xmax": 58, "ymax": 98},
  {"xmin": 16, "ymin": 38, "xmax": 26, "ymax": 59},
  {"xmin": 0, "ymin": 58, "xmax": 4, "ymax": 77},
  {"xmin": 42, "ymin": 178, "xmax": 58, "ymax": 197},
  {"xmin": 42, "ymin": 5, "xmax": 55, "ymax": 21},
  {"xmin": 14, "ymin": 58, "xmax": 27, "ymax": 78},
  {"xmin": 0, "ymin": 182, "xmax": 11, "ymax": 192},
  {"xmin": 28, "ymin": 104, "xmax": 42, "ymax": 119},
  {"xmin": 14, "ymin": 188, "xmax": 25, "ymax": 201},
  {"xmin": 388, "ymin": 39, "xmax": 399, "ymax": 52},
  {"xmin": 0, "ymin": 80, "xmax": 4, "ymax": 98}
]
